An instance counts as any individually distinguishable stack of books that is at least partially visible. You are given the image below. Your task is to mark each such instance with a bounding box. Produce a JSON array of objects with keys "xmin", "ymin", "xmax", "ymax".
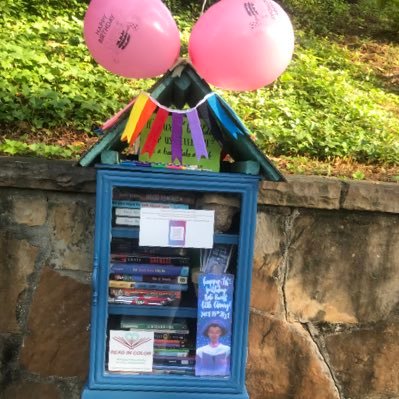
[
  {"xmin": 112, "ymin": 189, "xmax": 195, "ymax": 228},
  {"xmin": 121, "ymin": 316, "xmax": 195, "ymax": 375},
  {"xmin": 108, "ymin": 252, "xmax": 190, "ymax": 306}
]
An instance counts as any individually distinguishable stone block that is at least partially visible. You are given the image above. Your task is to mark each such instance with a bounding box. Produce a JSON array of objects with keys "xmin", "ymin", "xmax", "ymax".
[
  {"xmin": 251, "ymin": 212, "xmax": 286, "ymax": 316},
  {"xmin": 0, "ymin": 232, "xmax": 38, "ymax": 332},
  {"xmin": 246, "ymin": 312, "xmax": 339, "ymax": 399},
  {"xmin": 2, "ymin": 382, "xmax": 61, "ymax": 399},
  {"xmin": 12, "ymin": 194, "xmax": 47, "ymax": 226},
  {"xmin": 343, "ymin": 180, "xmax": 399, "ymax": 214},
  {"xmin": 47, "ymin": 197, "xmax": 95, "ymax": 272},
  {"xmin": 325, "ymin": 321, "xmax": 399, "ymax": 399},
  {"xmin": 20, "ymin": 268, "xmax": 91, "ymax": 379},
  {"xmin": 285, "ymin": 211, "xmax": 399, "ymax": 323},
  {"xmin": 260, "ymin": 176, "xmax": 342, "ymax": 210}
]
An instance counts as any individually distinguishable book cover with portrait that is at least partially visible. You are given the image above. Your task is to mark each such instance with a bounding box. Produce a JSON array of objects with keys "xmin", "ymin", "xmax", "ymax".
[{"xmin": 195, "ymin": 273, "xmax": 234, "ymax": 377}]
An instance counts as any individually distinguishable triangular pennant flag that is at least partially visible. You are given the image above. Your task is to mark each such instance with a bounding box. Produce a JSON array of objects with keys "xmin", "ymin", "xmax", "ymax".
[
  {"xmin": 141, "ymin": 108, "xmax": 169, "ymax": 157},
  {"xmin": 102, "ymin": 98, "xmax": 136, "ymax": 131},
  {"xmin": 187, "ymin": 108, "xmax": 208, "ymax": 160},
  {"xmin": 197, "ymin": 102, "xmax": 225, "ymax": 145},
  {"xmin": 207, "ymin": 95, "xmax": 245, "ymax": 139},
  {"xmin": 128, "ymin": 98, "xmax": 158, "ymax": 147},
  {"xmin": 171, "ymin": 113, "xmax": 183, "ymax": 163},
  {"xmin": 215, "ymin": 94, "xmax": 250, "ymax": 134},
  {"xmin": 121, "ymin": 93, "xmax": 148, "ymax": 142}
]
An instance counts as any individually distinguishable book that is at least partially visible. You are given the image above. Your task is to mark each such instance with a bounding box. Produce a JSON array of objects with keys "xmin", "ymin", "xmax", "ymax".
[
  {"xmin": 114, "ymin": 208, "xmax": 141, "ymax": 217},
  {"xmin": 153, "ymin": 356, "xmax": 196, "ymax": 366},
  {"xmin": 109, "ymin": 280, "xmax": 188, "ymax": 291},
  {"xmin": 154, "ymin": 340, "xmax": 189, "ymax": 349},
  {"xmin": 153, "ymin": 332, "xmax": 189, "ymax": 340},
  {"xmin": 152, "ymin": 364, "xmax": 194, "ymax": 372},
  {"xmin": 114, "ymin": 216, "xmax": 140, "ymax": 226},
  {"xmin": 110, "ymin": 274, "xmax": 188, "ymax": 284},
  {"xmin": 112, "ymin": 200, "xmax": 189, "ymax": 210},
  {"xmin": 201, "ymin": 244, "xmax": 233, "ymax": 274},
  {"xmin": 109, "ymin": 288, "xmax": 182, "ymax": 298},
  {"xmin": 112, "ymin": 189, "xmax": 196, "ymax": 205},
  {"xmin": 121, "ymin": 317, "xmax": 187, "ymax": 330},
  {"xmin": 110, "ymin": 263, "xmax": 189, "ymax": 277},
  {"xmin": 195, "ymin": 274, "xmax": 234, "ymax": 377},
  {"xmin": 108, "ymin": 296, "xmax": 179, "ymax": 306},
  {"xmin": 153, "ymin": 349, "xmax": 190, "ymax": 357},
  {"xmin": 111, "ymin": 238, "xmax": 188, "ymax": 257},
  {"xmin": 111, "ymin": 254, "xmax": 190, "ymax": 266}
]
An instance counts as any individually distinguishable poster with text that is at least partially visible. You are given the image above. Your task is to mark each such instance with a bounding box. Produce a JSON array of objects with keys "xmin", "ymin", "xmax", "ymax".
[
  {"xmin": 195, "ymin": 273, "xmax": 234, "ymax": 377},
  {"xmin": 109, "ymin": 330, "xmax": 154, "ymax": 372}
]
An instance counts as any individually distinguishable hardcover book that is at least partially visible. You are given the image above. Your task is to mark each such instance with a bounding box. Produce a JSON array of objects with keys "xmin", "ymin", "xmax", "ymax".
[
  {"xmin": 195, "ymin": 273, "xmax": 234, "ymax": 377},
  {"xmin": 110, "ymin": 263, "xmax": 189, "ymax": 277}
]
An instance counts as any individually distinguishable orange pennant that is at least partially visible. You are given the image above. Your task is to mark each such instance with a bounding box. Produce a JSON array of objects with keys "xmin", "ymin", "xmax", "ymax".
[{"xmin": 129, "ymin": 98, "xmax": 158, "ymax": 147}]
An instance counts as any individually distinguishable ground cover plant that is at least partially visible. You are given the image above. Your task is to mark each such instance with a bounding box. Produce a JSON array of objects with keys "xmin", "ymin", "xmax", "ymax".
[{"xmin": 0, "ymin": 0, "xmax": 398, "ymax": 181}]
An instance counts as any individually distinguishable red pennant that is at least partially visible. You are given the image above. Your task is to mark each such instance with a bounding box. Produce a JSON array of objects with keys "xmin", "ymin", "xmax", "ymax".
[{"xmin": 141, "ymin": 108, "xmax": 169, "ymax": 157}]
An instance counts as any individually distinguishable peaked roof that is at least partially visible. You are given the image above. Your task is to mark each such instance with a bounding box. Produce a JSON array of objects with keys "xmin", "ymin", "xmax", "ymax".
[{"xmin": 78, "ymin": 64, "xmax": 285, "ymax": 182}]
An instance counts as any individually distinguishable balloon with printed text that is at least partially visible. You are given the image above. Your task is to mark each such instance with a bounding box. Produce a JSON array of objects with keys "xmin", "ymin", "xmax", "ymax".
[
  {"xmin": 189, "ymin": 0, "xmax": 295, "ymax": 91},
  {"xmin": 84, "ymin": 0, "xmax": 180, "ymax": 78}
]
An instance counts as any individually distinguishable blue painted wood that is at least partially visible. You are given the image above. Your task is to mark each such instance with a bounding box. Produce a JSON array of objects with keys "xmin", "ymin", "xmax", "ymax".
[
  {"xmin": 82, "ymin": 385, "xmax": 249, "ymax": 399},
  {"xmin": 108, "ymin": 305, "xmax": 197, "ymax": 318},
  {"xmin": 83, "ymin": 166, "xmax": 259, "ymax": 399},
  {"xmin": 112, "ymin": 227, "xmax": 239, "ymax": 245}
]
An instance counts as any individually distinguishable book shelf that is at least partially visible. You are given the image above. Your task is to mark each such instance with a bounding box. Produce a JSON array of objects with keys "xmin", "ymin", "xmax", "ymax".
[{"xmin": 82, "ymin": 165, "xmax": 259, "ymax": 399}]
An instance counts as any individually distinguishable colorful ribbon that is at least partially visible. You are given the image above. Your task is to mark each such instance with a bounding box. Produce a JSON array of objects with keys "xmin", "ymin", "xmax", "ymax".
[
  {"xmin": 141, "ymin": 108, "xmax": 169, "ymax": 157},
  {"xmin": 121, "ymin": 93, "xmax": 148, "ymax": 142},
  {"xmin": 128, "ymin": 98, "xmax": 157, "ymax": 147},
  {"xmin": 207, "ymin": 95, "xmax": 245, "ymax": 139},
  {"xmin": 171, "ymin": 113, "xmax": 183, "ymax": 163},
  {"xmin": 114, "ymin": 90, "xmax": 250, "ymax": 165},
  {"xmin": 187, "ymin": 108, "xmax": 208, "ymax": 160}
]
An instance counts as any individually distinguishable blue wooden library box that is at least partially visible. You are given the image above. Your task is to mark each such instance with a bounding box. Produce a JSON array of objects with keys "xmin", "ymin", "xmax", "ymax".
[{"xmin": 81, "ymin": 164, "xmax": 260, "ymax": 399}]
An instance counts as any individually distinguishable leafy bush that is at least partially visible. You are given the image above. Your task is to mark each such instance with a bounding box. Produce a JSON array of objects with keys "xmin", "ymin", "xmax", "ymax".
[{"xmin": 0, "ymin": 0, "xmax": 398, "ymax": 165}]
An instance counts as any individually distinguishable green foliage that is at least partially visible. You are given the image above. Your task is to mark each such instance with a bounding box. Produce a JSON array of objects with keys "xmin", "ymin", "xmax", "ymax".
[
  {"xmin": 0, "ymin": 139, "xmax": 81, "ymax": 158},
  {"xmin": 0, "ymin": 1, "xmax": 153, "ymax": 132},
  {"xmin": 0, "ymin": 0, "xmax": 398, "ymax": 165},
  {"xmin": 220, "ymin": 32, "xmax": 399, "ymax": 164}
]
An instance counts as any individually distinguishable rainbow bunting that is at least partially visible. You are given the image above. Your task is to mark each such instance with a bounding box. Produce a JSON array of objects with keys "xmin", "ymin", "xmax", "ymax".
[{"xmin": 107, "ymin": 91, "xmax": 250, "ymax": 164}]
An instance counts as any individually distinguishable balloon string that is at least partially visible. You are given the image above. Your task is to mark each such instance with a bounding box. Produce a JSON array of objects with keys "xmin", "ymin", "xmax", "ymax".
[{"xmin": 201, "ymin": 0, "xmax": 208, "ymax": 14}]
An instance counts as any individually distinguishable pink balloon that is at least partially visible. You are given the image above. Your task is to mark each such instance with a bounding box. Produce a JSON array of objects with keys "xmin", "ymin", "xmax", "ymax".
[
  {"xmin": 84, "ymin": 0, "xmax": 180, "ymax": 78},
  {"xmin": 189, "ymin": 0, "xmax": 295, "ymax": 91}
]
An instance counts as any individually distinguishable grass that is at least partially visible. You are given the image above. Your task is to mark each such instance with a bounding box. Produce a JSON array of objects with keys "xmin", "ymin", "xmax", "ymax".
[{"xmin": 0, "ymin": 0, "xmax": 398, "ymax": 181}]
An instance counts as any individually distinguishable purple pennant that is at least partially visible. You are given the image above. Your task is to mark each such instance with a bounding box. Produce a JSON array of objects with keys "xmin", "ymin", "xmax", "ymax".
[
  {"xmin": 187, "ymin": 108, "xmax": 208, "ymax": 160},
  {"xmin": 171, "ymin": 112, "xmax": 183, "ymax": 164}
]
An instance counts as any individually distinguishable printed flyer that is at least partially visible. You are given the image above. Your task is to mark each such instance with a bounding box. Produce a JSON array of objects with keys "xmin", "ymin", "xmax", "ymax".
[{"xmin": 109, "ymin": 330, "xmax": 154, "ymax": 372}]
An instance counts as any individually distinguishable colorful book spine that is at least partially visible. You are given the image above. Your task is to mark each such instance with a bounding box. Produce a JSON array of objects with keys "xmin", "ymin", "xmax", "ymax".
[
  {"xmin": 121, "ymin": 318, "xmax": 187, "ymax": 330},
  {"xmin": 110, "ymin": 274, "xmax": 188, "ymax": 284},
  {"xmin": 112, "ymin": 200, "xmax": 189, "ymax": 209},
  {"xmin": 109, "ymin": 280, "xmax": 188, "ymax": 291},
  {"xmin": 153, "ymin": 349, "xmax": 190, "ymax": 357},
  {"xmin": 153, "ymin": 356, "xmax": 196, "ymax": 366},
  {"xmin": 111, "ymin": 254, "xmax": 190, "ymax": 266},
  {"xmin": 154, "ymin": 332, "xmax": 189, "ymax": 340},
  {"xmin": 114, "ymin": 208, "xmax": 141, "ymax": 217},
  {"xmin": 114, "ymin": 216, "xmax": 140, "ymax": 226},
  {"xmin": 109, "ymin": 288, "xmax": 181, "ymax": 298},
  {"xmin": 154, "ymin": 340, "xmax": 189, "ymax": 348},
  {"xmin": 110, "ymin": 263, "xmax": 189, "ymax": 277},
  {"xmin": 108, "ymin": 297, "xmax": 178, "ymax": 306}
]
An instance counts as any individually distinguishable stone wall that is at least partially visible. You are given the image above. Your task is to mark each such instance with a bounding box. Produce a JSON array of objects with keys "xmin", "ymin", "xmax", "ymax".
[{"xmin": 0, "ymin": 157, "xmax": 398, "ymax": 399}]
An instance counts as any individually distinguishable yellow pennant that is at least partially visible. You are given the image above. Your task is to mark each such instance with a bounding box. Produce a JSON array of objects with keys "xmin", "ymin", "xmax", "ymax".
[{"xmin": 120, "ymin": 93, "xmax": 149, "ymax": 142}]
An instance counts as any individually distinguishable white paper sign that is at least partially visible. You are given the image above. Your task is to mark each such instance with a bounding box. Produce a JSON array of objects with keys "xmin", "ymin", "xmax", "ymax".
[
  {"xmin": 109, "ymin": 330, "xmax": 154, "ymax": 372},
  {"xmin": 139, "ymin": 208, "xmax": 215, "ymax": 249}
]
